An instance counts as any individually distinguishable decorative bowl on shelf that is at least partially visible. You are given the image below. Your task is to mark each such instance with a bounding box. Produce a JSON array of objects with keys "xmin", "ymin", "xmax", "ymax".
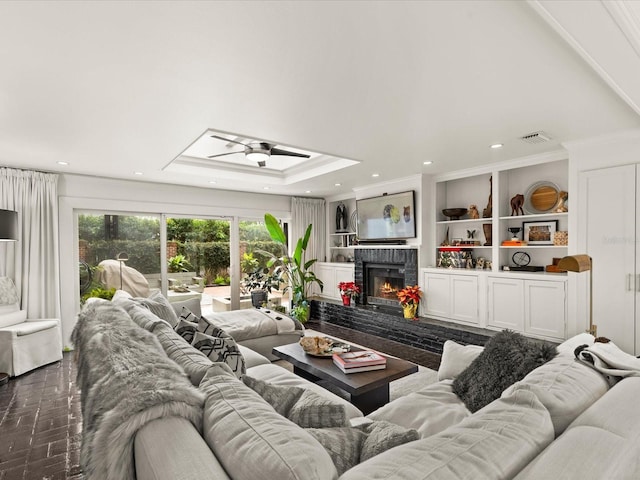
[{"xmin": 442, "ymin": 208, "xmax": 468, "ymax": 220}]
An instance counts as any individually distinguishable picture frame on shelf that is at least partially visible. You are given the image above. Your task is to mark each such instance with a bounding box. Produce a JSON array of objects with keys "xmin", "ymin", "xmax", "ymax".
[{"xmin": 522, "ymin": 220, "xmax": 558, "ymax": 245}]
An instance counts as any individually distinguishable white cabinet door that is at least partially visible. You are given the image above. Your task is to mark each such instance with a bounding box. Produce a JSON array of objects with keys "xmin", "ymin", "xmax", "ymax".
[
  {"xmin": 315, "ymin": 264, "xmax": 336, "ymax": 299},
  {"xmin": 450, "ymin": 275, "xmax": 479, "ymax": 323},
  {"xmin": 423, "ymin": 273, "xmax": 450, "ymax": 318},
  {"xmin": 524, "ymin": 280, "xmax": 565, "ymax": 339},
  {"xmin": 334, "ymin": 265, "xmax": 355, "ymax": 291},
  {"xmin": 487, "ymin": 277, "xmax": 525, "ymax": 331},
  {"xmin": 582, "ymin": 165, "xmax": 637, "ymax": 353}
]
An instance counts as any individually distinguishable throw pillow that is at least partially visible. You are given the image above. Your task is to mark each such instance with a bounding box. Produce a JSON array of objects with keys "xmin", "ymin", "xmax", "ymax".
[
  {"xmin": 178, "ymin": 306, "xmax": 200, "ymax": 324},
  {"xmin": 306, "ymin": 427, "xmax": 367, "ymax": 475},
  {"xmin": 174, "ymin": 318, "xmax": 198, "ymax": 344},
  {"xmin": 197, "ymin": 316, "xmax": 227, "ymax": 337},
  {"xmin": 452, "ymin": 330, "xmax": 557, "ymax": 412},
  {"xmin": 242, "ymin": 375, "xmax": 348, "ymax": 428},
  {"xmin": 242, "ymin": 375, "xmax": 304, "ymax": 416},
  {"xmin": 359, "ymin": 420, "xmax": 419, "ymax": 461},
  {"xmin": 192, "ymin": 331, "xmax": 246, "ymax": 378},
  {"xmin": 131, "ymin": 290, "xmax": 179, "ymax": 328},
  {"xmin": 437, "ymin": 340, "xmax": 485, "ymax": 381},
  {"xmin": 288, "ymin": 389, "xmax": 348, "ymax": 428},
  {"xmin": 170, "ymin": 297, "xmax": 202, "ymax": 319}
]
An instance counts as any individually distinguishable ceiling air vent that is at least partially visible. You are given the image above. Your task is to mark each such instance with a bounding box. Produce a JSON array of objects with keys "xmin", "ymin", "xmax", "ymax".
[{"xmin": 520, "ymin": 131, "xmax": 552, "ymax": 144}]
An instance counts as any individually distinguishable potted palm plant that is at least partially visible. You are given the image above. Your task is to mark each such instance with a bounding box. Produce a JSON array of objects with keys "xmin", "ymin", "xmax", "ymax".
[{"xmin": 262, "ymin": 213, "xmax": 323, "ymax": 323}]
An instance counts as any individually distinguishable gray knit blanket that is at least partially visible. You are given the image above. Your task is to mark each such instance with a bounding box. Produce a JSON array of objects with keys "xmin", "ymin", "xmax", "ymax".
[{"xmin": 72, "ymin": 300, "xmax": 205, "ymax": 480}]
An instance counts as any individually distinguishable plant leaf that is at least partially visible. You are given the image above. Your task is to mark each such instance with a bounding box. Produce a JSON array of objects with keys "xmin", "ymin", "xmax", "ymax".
[{"xmin": 264, "ymin": 213, "xmax": 287, "ymax": 245}]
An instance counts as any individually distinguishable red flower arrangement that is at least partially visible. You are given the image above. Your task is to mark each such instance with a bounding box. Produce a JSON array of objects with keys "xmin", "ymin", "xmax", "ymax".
[
  {"xmin": 338, "ymin": 281, "xmax": 361, "ymax": 298},
  {"xmin": 397, "ymin": 285, "xmax": 422, "ymax": 306}
]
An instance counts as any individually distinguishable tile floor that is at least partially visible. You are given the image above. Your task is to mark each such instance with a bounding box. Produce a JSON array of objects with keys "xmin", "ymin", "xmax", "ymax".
[{"xmin": 0, "ymin": 320, "xmax": 440, "ymax": 479}]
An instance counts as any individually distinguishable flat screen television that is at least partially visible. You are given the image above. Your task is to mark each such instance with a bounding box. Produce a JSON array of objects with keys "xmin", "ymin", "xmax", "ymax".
[{"xmin": 356, "ymin": 190, "xmax": 416, "ymax": 241}]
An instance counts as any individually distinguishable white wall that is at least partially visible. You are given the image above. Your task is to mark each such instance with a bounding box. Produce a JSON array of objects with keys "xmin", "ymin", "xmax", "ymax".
[{"xmin": 58, "ymin": 173, "xmax": 291, "ymax": 348}]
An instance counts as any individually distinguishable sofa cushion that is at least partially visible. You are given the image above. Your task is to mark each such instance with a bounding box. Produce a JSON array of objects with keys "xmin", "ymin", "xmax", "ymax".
[
  {"xmin": 452, "ymin": 330, "xmax": 557, "ymax": 412},
  {"xmin": 437, "ymin": 340, "xmax": 484, "ymax": 381},
  {"xmin": 114, "ymin": 299, "xmax": 170, "ymax": 331},
  {"xmin": 2, "ymin": 318, "xmax": 58, "ymax": 335},
  {"xmin": 307, "ymin": 427, "xmax": 367, "ymax": 476},
  {"xmin": 0, "ymin": 309, "xmax": 27, "ymax": 329},
  {"xmin": 367, "ymin": 379, "xmax": 470, "ymax": 439},
  {"xmin": 199, "ymin": 308, "xmax": 298, "ymax": 342},
  {"xmin": 503, "ymin": 354, "xmax": 609, "ymax": 436},
  {"xmin": 341, "ymin": 388, "xmax": 554, "ymax": 480},
  {"xmin": 200, "ymin": 368, "xmax": 338, "ymax": 480},
  {"xmin": 238, "ymin": 344, "xmax": 270, "ymax": 368},
  {"xmin": 192, "ymin": 331, "xmax": 245, "ymax": 379},
  {"xmin": 247, "ymin": 363, "xmax": 363, "ymax": 420},
  {"xmin": 153, "ymin": 322, "xmax": 212, "ymax": 386},
  {"xmin": 242, "ymin": 375, "xmax": 348, "ymax": 428}
]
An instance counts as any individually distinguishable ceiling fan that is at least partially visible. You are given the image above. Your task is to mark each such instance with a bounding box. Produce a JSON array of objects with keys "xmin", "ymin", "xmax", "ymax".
[{"xmin": 208, "ymin": 135, "xmax": 310, "ymax": 167}]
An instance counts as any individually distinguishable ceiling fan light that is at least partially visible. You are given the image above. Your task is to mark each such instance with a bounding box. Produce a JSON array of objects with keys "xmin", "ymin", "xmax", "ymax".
[{"xmin": 246, "ymin": 151, "xmax": 270, "ymax": 162}]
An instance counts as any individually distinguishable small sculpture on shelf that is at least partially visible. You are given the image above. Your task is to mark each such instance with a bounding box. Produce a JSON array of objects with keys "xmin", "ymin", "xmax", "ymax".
[
  {"xmin": 483, "ymin": 176, "xmax": 493, "ymax": 218},
  {"xmin": 336, "ymin": 202, "xmax": 348, "ymax": 232},
  {"xmin": 468, "ymin": 204, "xmax": 479, "ymax": 219},
  {"xmin": 555, "ymin": 191, "xmax": 568, "ymax": 213},
  {"xmin": 510, "ymin": 194, "xmax": 525, "ymax": 216}
]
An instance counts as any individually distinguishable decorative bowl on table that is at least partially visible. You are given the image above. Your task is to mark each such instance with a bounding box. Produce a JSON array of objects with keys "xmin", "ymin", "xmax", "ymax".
[
  {"xmin": 299, "ymin": 336, "xmax": 350, "ymax": 357},
  {"xmin": 442, "ymin": 208, "xmax": 468, "ymax": 220}
]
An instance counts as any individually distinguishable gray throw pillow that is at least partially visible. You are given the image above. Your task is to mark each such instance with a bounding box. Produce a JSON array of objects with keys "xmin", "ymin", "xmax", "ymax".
[
  {"xmin": 171, "ymin": 297, "xmax": 202, "ymax": 319},
  {"xmin": 132, "ymin": 290, "xmax": 179, "ymax": 328},
  {"xmin": 452, "ymin": 329, "xmax": 557, "ymax": 412},
  {"xmin": 242, "ymin": 375, "xmax": 304, "ymax": 416},
  {"xmin": 306, "ymin": 427, "xmax": 367, "ymax": 475},
  {"xmin": 359, "ymin": 420, "xmax": 419, "ymax": 461},
  {"xmin": 192, "ymin": 331, "xmax": 246, "ymax": 379},
  {"xmin": 242, "ymin": 375, "xmax": 348, "ymax": 428},
  {"xmin": 288, "ymin": 390, "xmax": 348, "ymax": 428}
]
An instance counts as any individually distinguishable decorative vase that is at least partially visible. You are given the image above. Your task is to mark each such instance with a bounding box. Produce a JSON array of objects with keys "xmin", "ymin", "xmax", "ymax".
[
  {"xmin": 341, "ymin": 294, "xmax": 351, "ymax": 306},
  {"xmin": 402, "ymin": 303, "xmax": 418, "ymax": 319},
  {"xmin": 483, "ymin": 223, "xmax": 492, "ymax": 246}
]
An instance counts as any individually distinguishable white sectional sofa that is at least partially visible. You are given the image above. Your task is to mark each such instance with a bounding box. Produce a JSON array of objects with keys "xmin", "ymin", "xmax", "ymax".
[{"xmin": 73, "ymin": 294, "xmax": 640, "ymax": 480}]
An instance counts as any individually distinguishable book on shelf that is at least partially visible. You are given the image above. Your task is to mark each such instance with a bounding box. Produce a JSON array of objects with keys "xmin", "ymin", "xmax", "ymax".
[
  {"xmin": 332, "ymin": 360, "xmax": 387, "ymax": 374},
  {"xmin": 332, "ymin": 350, "xmax": 387, "ymax": 368}
]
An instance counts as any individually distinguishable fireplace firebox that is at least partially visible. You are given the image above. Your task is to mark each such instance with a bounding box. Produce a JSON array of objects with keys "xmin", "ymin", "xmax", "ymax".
[
  {"xmin": 365, "ymin": 263, "xmax": 406, "ymax": 307},
  {"xmin": 354, "ymin": 248, "xmax": 418, "ymax": 310}
]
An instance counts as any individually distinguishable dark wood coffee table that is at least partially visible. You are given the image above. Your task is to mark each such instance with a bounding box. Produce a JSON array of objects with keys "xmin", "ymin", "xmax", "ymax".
[{"xmin": 272, "ymin": 342, "xmax": 418, "ymax": 415}]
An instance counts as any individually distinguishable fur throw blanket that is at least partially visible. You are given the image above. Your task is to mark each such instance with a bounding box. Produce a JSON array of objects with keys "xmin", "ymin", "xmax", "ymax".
[{"xmin": 72, "ymin": 300, "xmax": 204, "ymax": 480}]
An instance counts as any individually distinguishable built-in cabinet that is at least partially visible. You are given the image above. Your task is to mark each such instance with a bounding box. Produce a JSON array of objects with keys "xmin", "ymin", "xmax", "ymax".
[
  {"xmin": 315, "ymin": 262, "xmax": 355, "ymax": 300},
  {"xmin": 422, "ymin": 270, "xmax": 480, "ymax": 325},
  {"xmin": 487, "ymin": 275, "xmax": 566, "ymax": 340},
  {"xmin": 581, "ymin": 164, "xmax": 640, "ymax": 354}
]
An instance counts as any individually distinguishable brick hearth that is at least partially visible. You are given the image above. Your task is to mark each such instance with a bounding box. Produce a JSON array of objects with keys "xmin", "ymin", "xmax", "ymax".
[{"xmin": 311, "ymin": 299, "xmax": 494, "ymax": 354}]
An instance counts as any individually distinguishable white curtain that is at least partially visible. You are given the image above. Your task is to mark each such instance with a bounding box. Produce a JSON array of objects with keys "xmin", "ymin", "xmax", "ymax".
[
  {"xmin": 0, "ymin": 167, "xmax": 60, "ymax": 318},
  {"xmin": 291, "ymin": 197, "xmax": 326, "ymax": 265}
]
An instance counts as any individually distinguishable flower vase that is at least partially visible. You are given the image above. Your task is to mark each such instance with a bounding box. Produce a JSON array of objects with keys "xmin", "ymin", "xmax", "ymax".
[
  {"xmin": 341, "ymin": 294, "xmax": 351, "ymax": 306},
  {"xmin": 402, "ymin": 303, "xmax": 418, "ymax": 319}
]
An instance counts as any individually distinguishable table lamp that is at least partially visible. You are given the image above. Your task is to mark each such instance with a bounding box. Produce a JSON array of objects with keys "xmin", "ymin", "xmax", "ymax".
[{"xmin": 557, "ymin": 254, "xmax": 596, "ymax": 336}]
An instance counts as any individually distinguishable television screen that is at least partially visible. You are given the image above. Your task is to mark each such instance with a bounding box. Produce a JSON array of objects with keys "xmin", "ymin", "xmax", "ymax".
[{"xmin": 356, "ymin": 191, "xmax": 416, "ymax": 241}]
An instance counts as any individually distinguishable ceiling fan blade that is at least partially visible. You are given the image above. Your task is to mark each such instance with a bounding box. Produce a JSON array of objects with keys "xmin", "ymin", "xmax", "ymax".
[
  {"xmin": 207, "ymin": 151, "xmax": 243, "ymax": 159},
  {"xmin": 269, "ymin": 147, "xmax": 310, "ymax": 158},
  {"xmin": 210, "ymin": 135, "xmax": 247, "ymax": 147}
]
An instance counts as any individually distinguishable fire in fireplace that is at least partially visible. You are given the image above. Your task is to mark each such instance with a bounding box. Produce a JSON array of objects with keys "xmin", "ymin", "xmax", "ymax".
[{"xmin": 365, "ymin": 263, "xmax": 406, "ymax": 307}]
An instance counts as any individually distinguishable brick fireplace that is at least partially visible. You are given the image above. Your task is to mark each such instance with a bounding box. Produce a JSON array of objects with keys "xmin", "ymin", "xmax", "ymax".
[{"xmin": 354, "ymin": 248, "xmax": 418, "ymax": 309}]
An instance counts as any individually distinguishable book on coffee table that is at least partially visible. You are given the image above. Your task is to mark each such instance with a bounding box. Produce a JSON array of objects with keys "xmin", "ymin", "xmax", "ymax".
[
  {"xmin": 332, "ymin": 351, "xmax": 386, "ymax": 373},
  {"xmin": 333, "ymin": 362, "xmax": 387, "ymax": 374}
]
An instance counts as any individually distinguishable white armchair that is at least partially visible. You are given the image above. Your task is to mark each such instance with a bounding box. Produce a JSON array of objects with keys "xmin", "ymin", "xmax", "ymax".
[{"xmin": 0, "ymin": 277, "xmax": 62, "ymax": 376}]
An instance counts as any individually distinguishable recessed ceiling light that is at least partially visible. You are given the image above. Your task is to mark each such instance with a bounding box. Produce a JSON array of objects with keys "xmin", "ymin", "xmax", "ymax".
[
  {"xmin": 263, "ymin": 186, "xmax": 270, "ymax": 190},
  {"xmin": 57, "ymin": 161, "xmax": 69, "ymax": 166},
  {"xmin": 335, "ymin": 183, "xmax": 341, "ymax": 187},
  {"xmin": 372, "ymin": 173, "xmax": 380, "ymax": 178},
  {"xmin": 134, "ymin": 171, "xmax": 143, "ymax": 175},
  {"xmin": 305, "ymin": 190, "xmax": 312, "ymax": 193},
  {"xmin": 490, "ymin": 143, "xmax": 503, "ymax": 149},
  {"xmin": 423, "ymin": 161, "xmax": 433, "ymax": 165},
  {"xmin": 208, "ymin": 180, "xmax": 216, "ymax": 184}
]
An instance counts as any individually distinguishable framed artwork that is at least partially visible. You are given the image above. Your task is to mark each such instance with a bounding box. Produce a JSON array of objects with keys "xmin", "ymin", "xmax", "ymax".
[{"xmin": 522, "ymin": 220, "xmax": 558, "ymax": 245}]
